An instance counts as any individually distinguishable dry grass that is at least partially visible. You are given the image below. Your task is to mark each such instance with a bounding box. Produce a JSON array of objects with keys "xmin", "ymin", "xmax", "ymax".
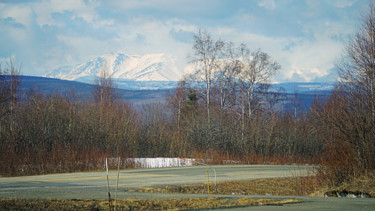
[
  {"xmin": 0, "ymin": 198, "xmax": 299, "ymax": 210},
  {"xmin": 135, "ymin": 175, "xmax": 375, "ymax": 198},
  {"xmin": 3, "ymin": 175, "xmax": 374, "ymax": 210},
  {"xmin": 137, "ymin": 176, "xmax": 323, "ymax": 196},
  {"xmin": 342, "ymin": 173, "xmax": 375, "ymax": 196},
  {"xmin": 313, "ymin": 172, "xmax": 375, "ymax": 197}
]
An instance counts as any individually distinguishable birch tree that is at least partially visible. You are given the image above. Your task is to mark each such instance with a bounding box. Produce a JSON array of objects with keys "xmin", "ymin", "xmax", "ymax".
[
  {"xmin": 237, "ymin": 44, "xmax": 281, "ymax": 120},
  {"xmin": 188, "ymin": 30, "xmax": 225, "ymax": 125},
  {"xmin": 0, "ymin": 60, "xmax": 21, "ymax": 134},
  {"xmin": 236, "ymin": 44, "xmax": 280, "ymax": 141},
  {"xmin": 213, "ymin": 42, "xmax": 241, "ymax": 111}
]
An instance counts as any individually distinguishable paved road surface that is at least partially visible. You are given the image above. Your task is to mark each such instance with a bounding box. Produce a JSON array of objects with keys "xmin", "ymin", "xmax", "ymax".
[
  {"xmin": 1, "ymin": 165, "xmax": 375, "ymax": 210},
  {"xmin": 0, "ymin": 165, "xmax": 309, "ymax": 199}
]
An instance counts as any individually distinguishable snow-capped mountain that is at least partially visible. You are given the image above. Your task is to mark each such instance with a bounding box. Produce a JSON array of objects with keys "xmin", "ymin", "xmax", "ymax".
[
  {"xmin": 44, "ymin": 53, "xmax": 184, "ymax": 84},
  {"xmin": 44, "ymin": 52, "xmax": 336, "ymax": 91}
]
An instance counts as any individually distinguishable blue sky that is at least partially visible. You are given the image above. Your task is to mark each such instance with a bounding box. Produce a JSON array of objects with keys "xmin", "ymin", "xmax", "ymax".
[{"xmin": 0, "ymin": 0, "xmax": 368, "ymax": 82}]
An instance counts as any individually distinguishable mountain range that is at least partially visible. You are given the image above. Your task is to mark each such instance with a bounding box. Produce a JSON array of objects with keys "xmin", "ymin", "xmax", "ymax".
[
  {"xmin": 44, "ymin": 52, "xmax": 183, "ymax": 89},
  {"xmin": 43, "ymin": 52, "xmax": 336, "ymax": 92}
]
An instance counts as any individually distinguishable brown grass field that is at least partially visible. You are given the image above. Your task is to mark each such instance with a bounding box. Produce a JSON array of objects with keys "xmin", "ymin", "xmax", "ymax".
[
  {"xmin": 0, "ymin": 198, "xmax": 299, "ymax": 210},
  {"xmin": 136, "ymin": 174, "xmax": 375, "ymax": 197}
]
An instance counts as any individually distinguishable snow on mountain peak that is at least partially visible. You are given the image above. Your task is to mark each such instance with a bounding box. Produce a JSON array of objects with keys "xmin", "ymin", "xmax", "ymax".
[{"xmin": 44, "ymin": 53, "xmax": 183, "ymax": 83}]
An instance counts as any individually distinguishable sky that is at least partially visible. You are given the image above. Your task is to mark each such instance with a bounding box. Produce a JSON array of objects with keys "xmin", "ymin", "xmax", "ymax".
[{"xmin": 0, "ymin": 0, "xmax": 369, "ymax": 82}]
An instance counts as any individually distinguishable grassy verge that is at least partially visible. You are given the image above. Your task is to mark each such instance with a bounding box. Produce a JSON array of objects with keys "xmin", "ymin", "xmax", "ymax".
[
  {"xmin": 136, "ymin": 175, "xmax": 375, "ymax": 198},
  {"xmin": 0, "ymin": 198, "xmax": 299, "ymax": 210},
  {"xmin": 136, "ymin": 176, "xmax": 323, "ymax": 196},
  {"xmin": 314, "ymin": 173, "xmax": 375, "ymax": 197},
  {"xmin": 2, "ymin": 175, "xmax": 374, "ymax": 210}
]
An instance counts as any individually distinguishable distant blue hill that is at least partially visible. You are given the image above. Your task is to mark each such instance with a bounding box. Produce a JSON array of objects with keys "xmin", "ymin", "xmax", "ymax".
[
  {"xmin": 19, "ymin": 76, "xmax": 94, "ymax": 100},
  {"xmin": 17, "ymin": 76, "xmax": 334, "ymax": 111},
  {"xmin": 18, "ymin": 76, "xmax": 174, "ymax": 104},
  {"xmin": 271, "ymin": 82, "xmax": 336, "ymax": 94}
]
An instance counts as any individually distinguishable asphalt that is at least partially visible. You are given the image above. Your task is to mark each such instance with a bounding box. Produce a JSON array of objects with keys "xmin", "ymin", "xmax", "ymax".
[{"xmin": 1, "ymin": 165, "xmax": 375, "ymax": 210}]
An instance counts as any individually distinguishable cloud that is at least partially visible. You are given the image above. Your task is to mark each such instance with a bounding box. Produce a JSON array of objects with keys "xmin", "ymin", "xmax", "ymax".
[
  {"xmin": 305, "ymin": 0, "xmax": 321, "ymax": 9},
  {"xmin": 32, "ymin": 0, "xmax": 112, "ymax": 28},
  {"xmin": 210, "ymin": 18, "xmax": 347, "ymax": 82},
  {"xmin": 169, "ymin": 29, "xmax": 193, "ymax": 44},
  {"xmin": 276, "ymin": 27, "xmax": 345, "ymax": 82},
  {"xmin": 258, "ymin": 0, "xmax": 276, "ymax": 10},
  {"xmin": 0, "ymin": 4, "xmax": 32, "ymax": 26},
  {"xmin": 115, "ymin": 18, "xmax": 193, "ymax": 67},
  {"xmin": 107, "ymin": 0, "xmax": 220, "ymax": 17},
  {"xmin": 0, "ymin": 0, "xmax": 367, "ymax": 82},
  {"xmin": 331, "ymin": 0, "xmax": 357, "ymax": 8},
  {"xmin": 1, "ymin": 17, "xmax": 25, "ymax": 28}
]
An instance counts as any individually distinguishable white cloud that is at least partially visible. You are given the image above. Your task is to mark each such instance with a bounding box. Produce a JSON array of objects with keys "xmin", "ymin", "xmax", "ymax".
[
  {"xmin": 332, "ymin": 0, "xmax": 357, "ymax": 8},
  {"xmin": 209, "ymin": 20, "xmax": 346, "ymax": 82},
  {"xmin": 0, "ymin": 5, "xmax": 31, "ymax": 44},
  {"xmin": 108, "ymin": 0, "xmax": 218, "ymax": 15},
  {"xmin": 305, "ymin": 0, "xmax": 321, "ymax": 8},
  {"xmin": 167, "ymin": 19, "xmax": 197, "ymax": 32},
  {"xmin": 0, "ymin": 4, "xmax": 32, "ymax": 26},
  {"xmin": 258, "ymin": 0, "xmax": 276, "ymax": 10},
  {"xmin": 49, "ymin": 0, "xmax": 96, "ymax": 23},
  {"xmin": 32, "ymin": 1, "xmax": 57, "ymax": 27},
  {"xmin": 120, "ymin": 18, "xmax": 193, "ymax": 67},
  {"xmin": 0, "ymin": 0, "xmax": 365, "ymax": 81},
  {"xmin": 276, "ymin": 27, "xmax": 345, "ymax": 82},
  {"xmin": 39, "ymin": 16, "xmax": 194, "ymax": 74},
  {"xmin": 32, "ymin": 0, "xmax": 112, "ymax": 28},
  {"xmin": 68, "ymin": 13, "xmax": 346, "ymax": 83}
]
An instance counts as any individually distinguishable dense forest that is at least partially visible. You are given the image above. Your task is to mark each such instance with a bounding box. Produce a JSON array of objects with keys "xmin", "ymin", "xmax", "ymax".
[{"xmin": 1, "ymin": 3, "xmax": 375, "ymax": 187}]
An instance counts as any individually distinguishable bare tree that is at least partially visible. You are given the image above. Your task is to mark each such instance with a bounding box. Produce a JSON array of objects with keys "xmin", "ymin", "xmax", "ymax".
[
  {"xmin": 234, "ymin": 44, "xmax": 280, "ymax": 142},
  {"xmin": 335, "ymin": 1, "xmax": 375, "ymax": 171},
  {"xmin": 0, "ymin": 60, "xmax": 22, "ymax": 133},
  {"xmin": 213, "ymin": 42, "xmax": 241, "ymax": 111},
  {"xmin": 237, "ymin": 45, "xmax": 281, "ymax": 119},
  {"xmin": 188, "ymin": 29, "xmax": 225, "ymax": 125},
  {"xmin": 92, "ymin": 63, "xmax": 117, "ymax": 108},
  {"xmin": 338, "ymin": 2, "xmax": 375, "ymax": 120},
  {"xmin": 167, "ymin": 80, "xmax": 190, "ymax": 133}
]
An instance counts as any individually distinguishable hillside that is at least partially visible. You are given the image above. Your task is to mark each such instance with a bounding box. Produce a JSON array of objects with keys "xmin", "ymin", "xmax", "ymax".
[
  {"xmin": 19, "ymin": 76, "xmax": 174, "ymax": 105},
  {"xmin": 18, "ymin": 76, "xmax": 332, "ymax": 111}
]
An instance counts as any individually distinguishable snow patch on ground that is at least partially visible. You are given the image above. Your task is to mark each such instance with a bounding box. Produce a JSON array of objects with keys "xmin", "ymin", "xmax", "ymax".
[{"xmin": 128, "ymin": 157, "xmax": 195, "ymax": 168}]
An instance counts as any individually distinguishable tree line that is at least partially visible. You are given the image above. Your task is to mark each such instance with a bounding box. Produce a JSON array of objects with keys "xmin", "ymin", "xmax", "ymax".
[
  {"xmin": 1, "ymin": 2, "xmax": 375, "ymax": 186},
  {"xmin": 0, "ymin": 59, "xmax": 324, "ymax": 177}
]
